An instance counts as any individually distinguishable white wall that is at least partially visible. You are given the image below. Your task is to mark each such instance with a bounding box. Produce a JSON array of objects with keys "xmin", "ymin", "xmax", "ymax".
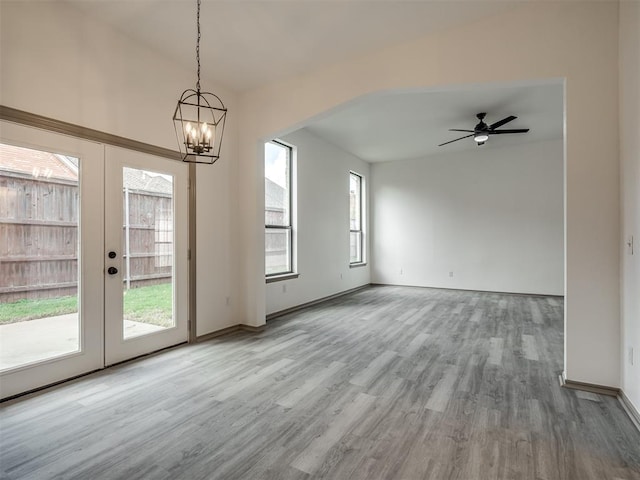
[
  {"xmin": 0, "ymin": 1, "xmax": 239, "ymax": 336},
  {"xmin": 371, "ymin": 139, "xmax": 564, "ymax": 295},
  {"xmin": 266, "ymin": 129, "xmax": 370, "ymax": 315},
  {"xmin": 238, "ymin": 2, "xmax": 620, "ymax": 387},
  {"xmin": 619, "ymin": 0, "xmax": 640, "ymax": 413}
]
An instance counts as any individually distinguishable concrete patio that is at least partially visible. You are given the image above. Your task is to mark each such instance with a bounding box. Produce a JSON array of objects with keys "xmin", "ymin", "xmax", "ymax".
[{"xmin": 0, "ymin": 314, "xmax": 165, "ymax": 370}]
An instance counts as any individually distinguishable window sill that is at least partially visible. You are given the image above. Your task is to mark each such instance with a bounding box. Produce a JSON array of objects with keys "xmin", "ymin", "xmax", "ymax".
[
  {"xmin": 349, "ymin": 262, "xmax": 367, "ymax": 269},
  {"xmin": 266, "ymin": 273, "xmax": 299, "ymax": 283}
]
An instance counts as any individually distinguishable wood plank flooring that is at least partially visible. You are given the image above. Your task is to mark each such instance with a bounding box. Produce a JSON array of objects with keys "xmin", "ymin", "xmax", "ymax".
[{"xmin": 1, "ymin": 286, "xmax": 639, "ymax": 479}]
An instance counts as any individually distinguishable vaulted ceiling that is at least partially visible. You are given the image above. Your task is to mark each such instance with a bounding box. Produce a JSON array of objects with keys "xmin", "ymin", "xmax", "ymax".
[
  {"xmin": 64, "ymin": 1, "xmax": 563, "ymax": 160},
  {"xmin": 66, "ymin": 0, "xmax": 519, "ymax": 92}
]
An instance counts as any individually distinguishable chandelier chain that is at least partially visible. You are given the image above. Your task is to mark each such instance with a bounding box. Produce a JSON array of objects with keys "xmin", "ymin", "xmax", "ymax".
[{"xmin": 196, "ymin": 0, "xmax": 201, "ymax": 91}]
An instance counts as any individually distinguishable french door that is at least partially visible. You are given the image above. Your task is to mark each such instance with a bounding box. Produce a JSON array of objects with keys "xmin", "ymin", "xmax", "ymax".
[
  {"xmin": 0, "ymin": 122, "xmax": 188, "ymax": 399},
  {"xmin": 103, "ymin": 146, "xmax": 188, "ymax": 365}
]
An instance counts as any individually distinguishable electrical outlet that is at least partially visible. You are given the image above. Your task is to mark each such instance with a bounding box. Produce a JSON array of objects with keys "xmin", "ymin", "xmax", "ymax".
[
  {"xmin": 400, "ymin": 268, "xmax": 403, "ymax": 275},
  {"xmin": 630, "ymin": 347, "xmax": 635, "ymax": 366},
  {"xmin": 449, "ymin": 271, "xmax": 454, "ymax": 278},
  {"xmin": 282, "ymin": 284, "xmax": 287, "ymax": 293},
  {"xmin": 225, "ymin": 296, "xmax": 230, "ymax": 307},
  {"xmin": 340, "ymin": 273, "xmax": 343, "ymax": 280},
  {"xmin": 627, "ymin": 235, "xmax": 635, "ymax": 255}
]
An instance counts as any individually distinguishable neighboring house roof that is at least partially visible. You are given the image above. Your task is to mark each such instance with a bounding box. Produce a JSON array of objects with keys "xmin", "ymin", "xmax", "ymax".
[
  {"xmin": 0, "ymin": 143, "xmax": 172, "ymax": 195},
  {"xmin": 265, "ymin": 177, "xmax": 286, "ymax": 211},
  {"xmin": 0, "ymin": 143, "xmax": 78, "ymax": 181},
  {"xmin": 124, "ymin": 168, "xmax": 172, "ymax": 195}
]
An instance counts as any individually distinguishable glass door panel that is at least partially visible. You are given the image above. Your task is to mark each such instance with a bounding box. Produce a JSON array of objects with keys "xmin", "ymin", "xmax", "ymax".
[
  {"xmin": 122, "ymin": 167, "xmax": 175, "ymax": 339},
  {"xmin": 0, "ymin": 143, "xmax": 80, "ymax": 369}
]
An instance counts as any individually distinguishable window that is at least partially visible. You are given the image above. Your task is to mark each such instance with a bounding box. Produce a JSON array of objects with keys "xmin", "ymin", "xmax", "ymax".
[
  {"xmin": 350, "ymin": 171, "xmax": 364, "ymax": 264},
  {"xmin": 265, "ymin": 140, "xmax": 294, "ymax": 276}
]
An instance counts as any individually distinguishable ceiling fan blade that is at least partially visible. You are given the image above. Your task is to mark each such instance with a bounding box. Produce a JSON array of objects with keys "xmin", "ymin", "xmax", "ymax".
[
  {"xmin": 438, "ymin": 134, "xmax": 474, "ymax": 146},
  {"xmin": 489, "ymin": 116, "xmax": 517, "ymax": 129},
  {"xmin": 487, "ymin": 129, "xmax": 530, "ymax": 134},
  {"xmin": 449, "ymin": 129, "xmax": 475, "ymax": 133}
]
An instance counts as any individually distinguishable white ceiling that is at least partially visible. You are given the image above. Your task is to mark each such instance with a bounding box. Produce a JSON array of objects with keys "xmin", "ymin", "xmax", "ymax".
[
  {"xmin": 66, "ymin": 0, "xmax": 519, "ymax": 92},
  {"xmin": 303, "ymin": 81, "xmax": 564, "ymax": 162}
]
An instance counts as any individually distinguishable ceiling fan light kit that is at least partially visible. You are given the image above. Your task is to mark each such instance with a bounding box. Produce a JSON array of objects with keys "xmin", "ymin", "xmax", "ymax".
[
  {"xmin": 439, "ymin": 112, "xmax": 530, "ymax": 147},
  {"xmin": 474, "ymin": 133, "xmax": 489, "ymax": 144}
]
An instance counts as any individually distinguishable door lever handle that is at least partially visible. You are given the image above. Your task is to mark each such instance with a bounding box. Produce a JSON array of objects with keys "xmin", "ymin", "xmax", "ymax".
[{"xmin": 107, "ymin": 267, "xmax": 118, "ymax": 275}]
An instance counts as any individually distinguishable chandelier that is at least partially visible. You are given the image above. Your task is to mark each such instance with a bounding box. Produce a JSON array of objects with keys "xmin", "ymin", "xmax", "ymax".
[{"xmin": 173, "ymin": 0, "xmax": 227, "ymax": 164}]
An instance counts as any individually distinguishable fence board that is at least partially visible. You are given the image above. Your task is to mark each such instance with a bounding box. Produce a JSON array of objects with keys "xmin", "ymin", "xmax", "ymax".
[{"xmin": 1, "ymin": 172, "xmax": 173, "ymax": 302}]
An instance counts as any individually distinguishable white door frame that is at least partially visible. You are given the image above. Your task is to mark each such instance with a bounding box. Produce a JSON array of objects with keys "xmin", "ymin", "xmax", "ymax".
[{"xmin": 0, "ymin": 121, "xmax": 104, "ymax": 399}]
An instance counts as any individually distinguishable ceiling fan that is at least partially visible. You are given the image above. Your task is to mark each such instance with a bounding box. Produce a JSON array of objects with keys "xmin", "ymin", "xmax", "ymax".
[{"xmin": 438, "ymin": 112, "xmax": 530, "ymax": 147}]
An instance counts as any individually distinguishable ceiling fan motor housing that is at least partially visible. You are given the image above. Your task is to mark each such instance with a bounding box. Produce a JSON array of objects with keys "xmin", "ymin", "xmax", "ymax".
[{"xmin": 475, "ymin": 112, "xmax": 488, "ymax": 131}]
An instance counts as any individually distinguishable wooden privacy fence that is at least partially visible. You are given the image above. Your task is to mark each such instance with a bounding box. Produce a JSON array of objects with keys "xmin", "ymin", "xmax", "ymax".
[
  {"xmin": 123, "ymin": 187, "xmax": 173, "ymax": 291},
  {"xmin": 0, "ymin": 170, "xmax": 173, "ymax": 303}
]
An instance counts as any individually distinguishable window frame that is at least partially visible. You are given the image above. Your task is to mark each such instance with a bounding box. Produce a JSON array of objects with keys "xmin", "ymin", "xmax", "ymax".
[
  {"xmin": 349, "ymin": 171, "xmax": 365, "ymax": 266},
  {"xmin": 265, "ymin": 139, "xmax": 296, "ymax": 279}
]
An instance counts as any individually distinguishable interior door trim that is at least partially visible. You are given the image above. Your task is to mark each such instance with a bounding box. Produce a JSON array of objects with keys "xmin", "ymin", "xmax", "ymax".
[
  {"xmin": 0, "ymin": 105, "xmax": 181, "ymax": 162},
  {"xmin": 188, "ymin": 163, "xmax": 197, "ymax": 342}
]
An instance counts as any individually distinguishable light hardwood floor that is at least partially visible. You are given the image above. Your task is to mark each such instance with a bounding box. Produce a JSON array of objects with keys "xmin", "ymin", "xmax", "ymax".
[{"xmin": 1, "ymin": 286, "xmax": 639, "ymax": 479}]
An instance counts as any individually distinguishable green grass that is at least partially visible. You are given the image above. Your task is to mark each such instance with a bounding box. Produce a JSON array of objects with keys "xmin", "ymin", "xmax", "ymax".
[
  {"xmin": 0, "ymin": 283, "xmax": 173, "ymax": 327},
  {"xmin": 123, "ymin": 283, "xmax": 173, "ymax": 327},
  {"xmin": 0, "ymin": 296, "xmax": 78, "ymax": 324}
]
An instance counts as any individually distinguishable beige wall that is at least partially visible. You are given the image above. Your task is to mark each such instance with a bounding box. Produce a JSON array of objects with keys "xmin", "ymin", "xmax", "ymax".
[
  {"xmin": 238, "ymin": 2, "xmax": 621, "ymax": 387},
  {"xmin": 619, "ymin": 0, "xmax": 640, "ymax": 412}
]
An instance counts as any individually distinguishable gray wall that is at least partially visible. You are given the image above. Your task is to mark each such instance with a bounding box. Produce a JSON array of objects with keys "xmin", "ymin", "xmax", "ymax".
[
  {"xmin": 266, "ymin": 128, "xmax": 370, "ymax": 315},
  {"xmin": 371, "ymin": 139, "xmax": 564, "ymax": 295}
]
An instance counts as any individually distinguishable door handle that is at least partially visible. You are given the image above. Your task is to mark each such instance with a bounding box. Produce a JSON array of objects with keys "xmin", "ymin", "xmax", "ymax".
[{"xmin": 107, "ymin": 266, "xmax": 118, "ymax": 275}]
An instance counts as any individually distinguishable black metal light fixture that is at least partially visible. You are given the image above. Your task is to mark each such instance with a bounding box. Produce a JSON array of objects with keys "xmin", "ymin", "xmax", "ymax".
[{"xmin": 173, "ymin": 0, "xmax": 227, "ymax": 164}]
